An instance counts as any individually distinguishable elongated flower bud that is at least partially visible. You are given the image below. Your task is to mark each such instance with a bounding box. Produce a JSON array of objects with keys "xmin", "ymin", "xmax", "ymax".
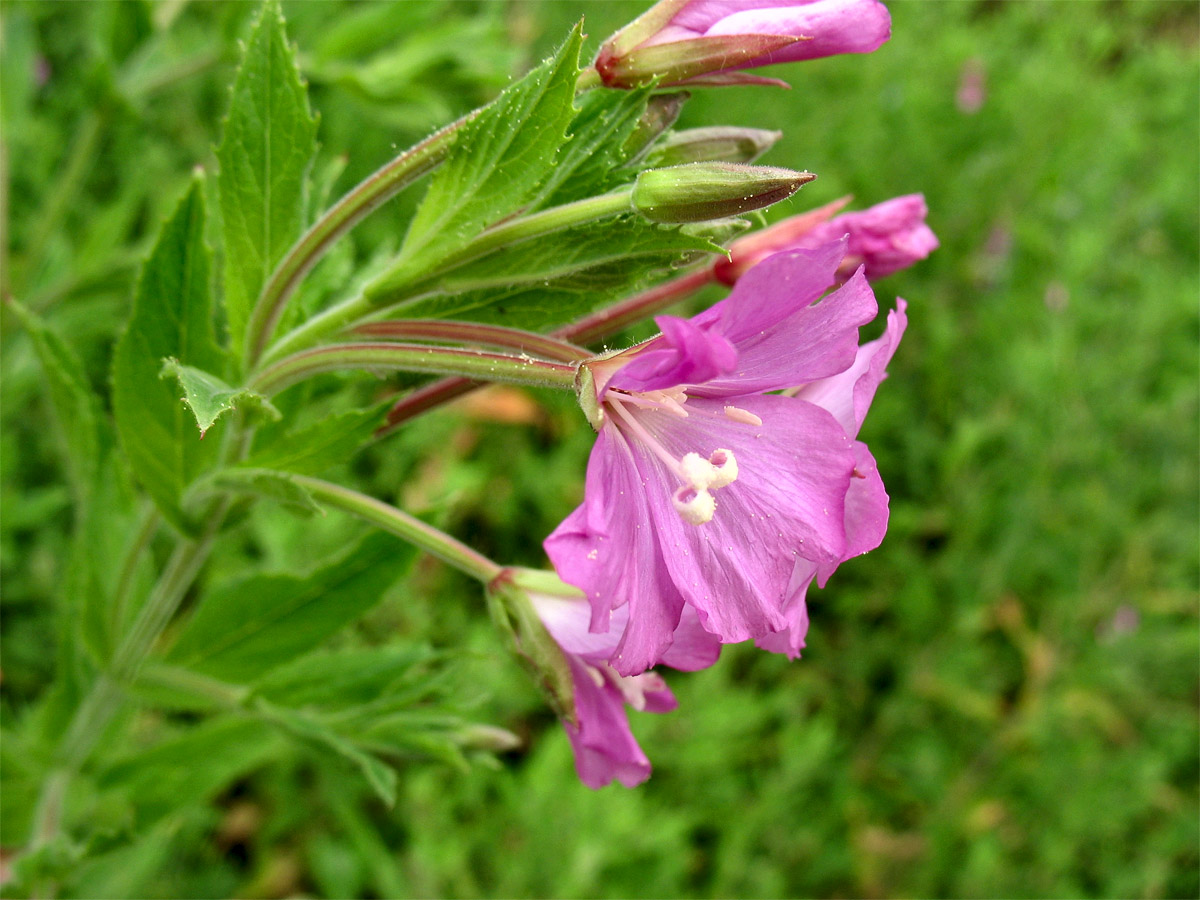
[
  {"xmin": 594, "ymin": 0, "xmax": 892, "ymax": 89},
  {"xmin": 622, "ymin": 92, "xmax": 690, "ymax": 161},
  {"xmin": 643, "ymin": 126, "xmax": 782, "ymax": 167},
  {"xmin": 632, "ymin": 162, "xmax": 814, "ymax": 223},
  {"xmin": 715, "ymin": 193, "xmax": 937, "ymax": 284}
]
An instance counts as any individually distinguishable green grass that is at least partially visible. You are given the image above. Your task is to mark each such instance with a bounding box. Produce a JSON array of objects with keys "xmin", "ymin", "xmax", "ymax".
[{"xmin": 2, "ymin": 1, "xmax": 1196, "ymax": 897}]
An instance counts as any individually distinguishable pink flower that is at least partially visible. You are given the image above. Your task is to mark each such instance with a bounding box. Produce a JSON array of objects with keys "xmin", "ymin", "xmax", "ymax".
[
  {"xmin": 595, "ymin": 0, "xmax": 892, "ymax": 88},
  {"xmin": 546, "ymin": 240, "xmax": 904, "ymax": 675},
  {"xmin": 716, "ymin": 194, "xmax": 938, "ymax": 284},
  {"xmin": 528, "ymin": 580, "xmax": 720, "ymax": 788}
]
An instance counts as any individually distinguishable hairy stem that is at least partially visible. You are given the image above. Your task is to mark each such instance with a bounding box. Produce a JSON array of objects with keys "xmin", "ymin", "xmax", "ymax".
[
  {"xmin": 352, "ymin": 320, "xmax": 589, "ymax": 363},
  {"xmin": 377, "ymin": 265, "xmax": 716, "ymax": 434},
  {"xmin": 242, "ymin": 112, "xmax": 474, "ymax": 372},
  {"xmin": 249, "ymin": 342, "xmax": 578, "ymax": 397},
  {"xmin": 291, "ymin": 475, "xmax": 503, "ymax": 583}
]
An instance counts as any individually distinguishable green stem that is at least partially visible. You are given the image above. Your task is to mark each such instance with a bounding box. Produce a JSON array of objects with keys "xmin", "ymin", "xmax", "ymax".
[
  {"xmin": 352, "ymin": 319, "xmax": 589, "ymax": 363},
  {"xmin": 242, "ymin": 112, "xmax": 474, "ymax": 372},
  {"xmin": 376, "ymin": 264, "xmax": 716, "ymax": 434},
  {"xmin": 258, "ymin": 190, "xmax": 635, "ymax": 369},
  {"xmin": 290, "ymin": 475, "xmax": 502, "ymax": 583},
  {"xmin": 249, "ymin": 341, "xmax": 578, "ymax": 397},
  {"xmin": 110, "ymin": 503, "xmax": 160, "ymax": 640}
]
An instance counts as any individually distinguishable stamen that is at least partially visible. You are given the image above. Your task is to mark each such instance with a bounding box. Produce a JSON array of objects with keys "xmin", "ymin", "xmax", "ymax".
[
  {"xmin": 724, "ymin": 405, "xmax": 763, "ymax": 427},
  {"xmin": 706, "ymin": 448, "xmax": 739, "ymax": 488},
  {"xmin": 673, "ymin": 486, "xmax": 716, "ymax": 525}
]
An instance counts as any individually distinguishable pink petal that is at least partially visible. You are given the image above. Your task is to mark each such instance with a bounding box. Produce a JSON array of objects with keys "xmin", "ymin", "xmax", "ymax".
[
  {"xmin": 545, "ymin": 427, "xmax": 689, "ymax": 675},
  {"xmin": 793, "ymin": 298, "xmax": 906, "ymax": 436},
  {"xmin": 638, "ymin": 394, "xmax": 856, "ymax": 643},
  {"xmin": 564, "ymin": 656, "xmax": 654, "ymax": 788}
]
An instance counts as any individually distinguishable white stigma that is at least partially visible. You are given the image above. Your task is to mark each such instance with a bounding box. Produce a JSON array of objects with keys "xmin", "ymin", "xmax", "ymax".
[
  {"xmin": 706, "ymin": 448, "xmax": 738, "ymax": 488},
  {"xmin": 680, "ymin": 452, "xmax": 717, "ymax": 489},
  {"xmin": 673, "ymin": 486, "xmax": 716, "ymax": 525}
]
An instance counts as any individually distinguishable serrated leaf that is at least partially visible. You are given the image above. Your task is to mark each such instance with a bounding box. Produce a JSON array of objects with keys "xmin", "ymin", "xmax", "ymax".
[
  {"xmin": 389, "ymin": 217, "xmax": 739, "ymax": 332},
  {"xmin": 238, "ymin": 401, "xmax": 389, "ymax": 476},
  {"xmin": 253, "ymin": 646, "xmax": 444, "ymax": 712},
  {"xmin": 166, "ymin": 531, "xmax": 416, "ymax": 682},
  {"xmin": 252, "ymin": 698, "xmax": 397, "ymax": 806},
  {"xmin": 217, "ymin": 0, "xmax": 318, "ymax": 359},
  {"xmin": 536, "ymin": 85, "xmax": 655, "ymax": 207},
  {"xmin": 112, "ymin": 177, "xmax": 223, "ymax": 532},
  {"xmin": 389, "ymin": 25, "xmax": 583, "ymax": 285},
  {"xmin": 160, "ymin": 358, "xmax": 280, "ymax": 436},
  {"xmin": 399, "ymin": 215, "xmax": 725, "ymax": 301},
  {"xmin": 205, "ymin": 466, "xmax": 323, "ymax": 516}
]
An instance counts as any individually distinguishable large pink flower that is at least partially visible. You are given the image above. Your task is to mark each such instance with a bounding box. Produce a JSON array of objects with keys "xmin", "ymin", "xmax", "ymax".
[
  {"xmin": 596, "ymin": 0, "xmax": 892, "ymax": 88},
  {"xmin": 545, "ymin": 240, "xmax": 904, "ymax": 676},
  {"xmin": 529, "ymin": 585, "xmax": 720, "ymax": 788}
]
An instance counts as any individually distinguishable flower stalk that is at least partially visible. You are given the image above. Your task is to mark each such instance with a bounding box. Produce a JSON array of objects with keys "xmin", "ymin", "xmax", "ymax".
[
  {"xmin": 289, "ymin": 476, "xmax": 503, "ymax": 584},
  {"xmin": 352, "ymin": 320, "xmax": 590, "ymax": 363},
  {"xmin": 241, "ymin": 112, "xmax": 475, "ymax": 373},
  {"xmin": 249, "ymin": 341, "xmax": 579, "ymax": 397}
]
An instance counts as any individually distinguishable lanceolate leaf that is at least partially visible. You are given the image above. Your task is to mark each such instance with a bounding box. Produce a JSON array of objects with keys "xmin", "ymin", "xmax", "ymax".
[
  {"xmin": 252, "ymin": 699, "xmax": 398, "ymax": 806},
  {"xmin": 217, "ymin": 0, "xmax": 318, "ymax": 359},
  {"xmin": 166, "ymin": 531, "xmax": 416, "ymax": 682},
  {"xmin": 112, "ymin": 177, "xmax": 223, "ymax": 533},
  {"xmin": 535, "ymin": 85, "xmax": 655, "ymax": 207},
  {"xmin": 390, "ymin": 217, "xmax": 741, "ymax": 331},
  {"xmin": 160, "ymin": 358, "xmax": 280, "ymax": 436},
  {"xmin": 389, "ymin": 25, "xmax": 583, "ymax": 284},
  {"xmin": 397, "ymin": 215, "xmax": 725, "ymax": 300},
  {"xmin": 8, "ymin": 301, "xmax": 104, "ymax": 502}
]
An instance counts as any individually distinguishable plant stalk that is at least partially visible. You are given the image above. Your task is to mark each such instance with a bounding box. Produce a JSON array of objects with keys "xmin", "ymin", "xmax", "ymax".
[
  {"xmin": 249, "ymin": 341, "xmax": 578, "ymax": 397},
  {"xmin": 291, "ymin": 475, "xmax": 503, "ymax": 583},
  {"xmin": 242, "ymin": 112, "xmax": 474, "ymax": 372}
]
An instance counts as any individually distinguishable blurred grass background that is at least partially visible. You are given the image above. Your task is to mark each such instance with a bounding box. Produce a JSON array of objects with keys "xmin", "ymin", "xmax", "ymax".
[{"xmin": 2, "ymin": 1, "xmax": 1197, "ymax": 897}]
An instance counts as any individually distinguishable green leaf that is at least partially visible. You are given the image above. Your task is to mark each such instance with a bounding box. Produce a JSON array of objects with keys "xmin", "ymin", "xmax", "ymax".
[
  {"xmin": 536, "ymin": 85, "xmax": 655, "ymax": 207},
  {"xmin": 238, "ymin": 401, "xmax": 389, "ymax": 476},
  {"xmin": 390, "ymin": 25, "xmax": 583, "ymax": 282},
  {"xmin": 112, "ymin": 177, "xmax": 223, "ymax": 532},
  {"xmin": 253, "ymin": 645, "xmax": 442, "ymax": 710},
  {"xmin": 96, "ymin": 717, "xmax": 282, "ymax": 825},
  {"xmin": 159, "ymin": 358, "xmax": 280, "ymax": 437},
  {"xmin": 252, "ymin": 698, "xmax": 398, "ymax": 806},
  {"xmin": 8, "ymin": 301, "xmax": 104, "ymax": 503},
  {"xmin": 402, "ymin": 215, "xmax": 726, "ymax": 299},
  {"xmin": 217, "ymin": 0, "xmax": 318, "ymax": 359},
  {"xmin": 166, "ymin": 531, "xmax": 416, "ymax": 682},
  {"xmin": 391, "ymin": 217, "xmax": 741, "ymax": 332}
]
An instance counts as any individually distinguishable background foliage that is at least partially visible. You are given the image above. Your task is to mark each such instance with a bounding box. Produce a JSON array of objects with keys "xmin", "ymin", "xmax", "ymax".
[{"xmin": 2, "ymin": 1, "xmax": 1196, "ymax": 897}]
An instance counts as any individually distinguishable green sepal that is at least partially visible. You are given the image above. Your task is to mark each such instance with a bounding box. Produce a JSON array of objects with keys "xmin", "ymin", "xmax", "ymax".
[{"xmin": 486, "ymin": 573, "xmax": 577, "ymax": 727}]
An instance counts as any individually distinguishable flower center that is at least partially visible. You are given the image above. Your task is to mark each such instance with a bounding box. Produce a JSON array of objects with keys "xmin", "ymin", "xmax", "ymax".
[{"xmin": 606, "ymin": 391, "xmax": 744, "ymax": 526}]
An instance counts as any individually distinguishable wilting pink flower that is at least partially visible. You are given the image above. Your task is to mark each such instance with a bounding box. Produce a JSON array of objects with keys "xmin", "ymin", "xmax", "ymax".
[
  {"xmin": 529, "ymin": 582, "xmax": 720, "ymax": 788},
  {"xmin": 716, "ymin": 194, "xmax": 938, "ymax": 284},
  {"xmin": 546, "ymin": 240, "xmax": 904, "ymax": 675},
  {"xmin": 595, "ymin": 0, "xmax": 892, "ymax": 88}
]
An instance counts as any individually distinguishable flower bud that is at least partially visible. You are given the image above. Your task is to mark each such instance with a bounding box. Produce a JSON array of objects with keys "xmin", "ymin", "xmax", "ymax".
[
  {"xmin": 594, "ymin": 0, "xmax": 892, "ymax": 89},
  {"xmin": 621, "ymin": 92, "xmax": 690, "ymax": 162},
  {"xmin": 632, "ymin": 162, "xmax": 814, "ymax": 224},
  {"xmin": 715, "ymin": 193, "xmax": 937, "ymax": 284},
  {"xmin": 643, "ymin": 126, "xmax": 782, "ymax": 167}
]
